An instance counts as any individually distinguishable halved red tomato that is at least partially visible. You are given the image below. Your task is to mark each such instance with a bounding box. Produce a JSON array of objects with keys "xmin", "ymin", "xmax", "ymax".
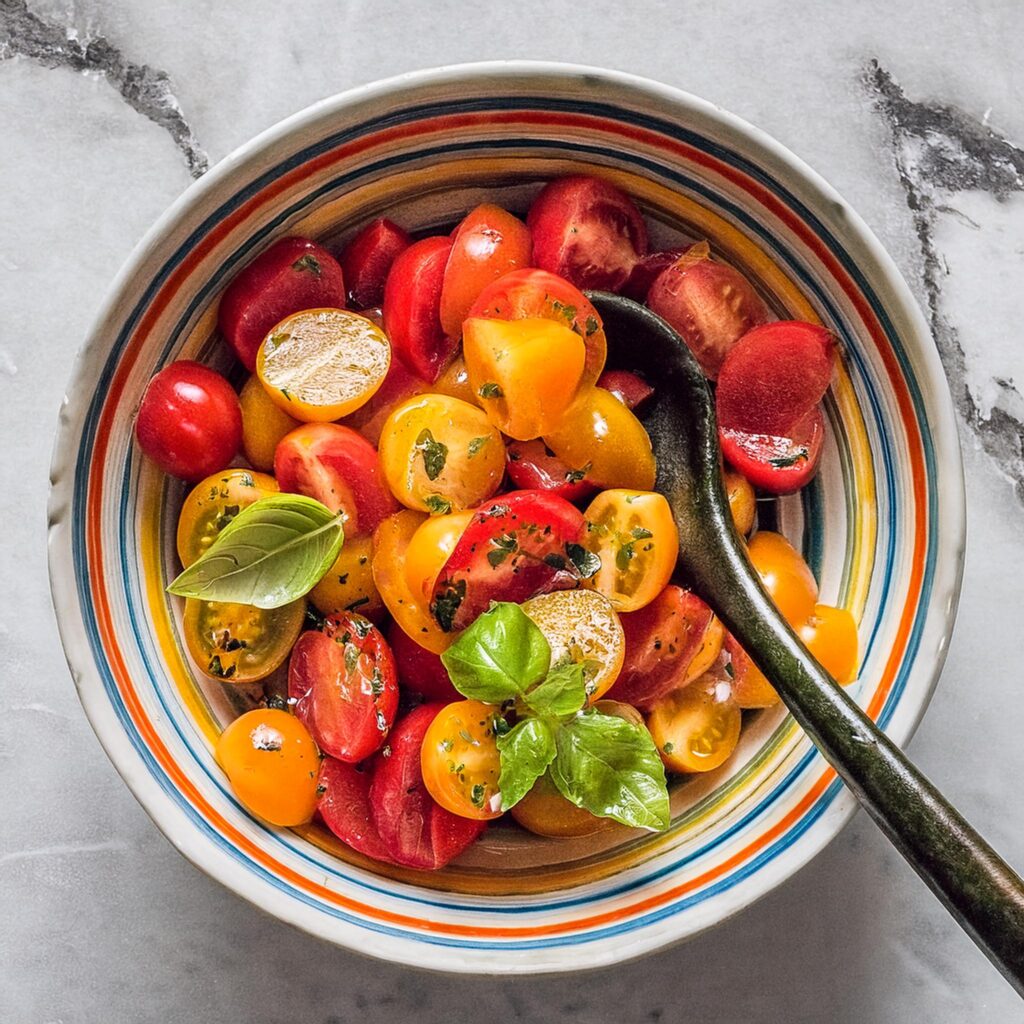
[
  {"xmin": 339, "ymin": 218, "xmax": 412, "ymax": 308},
  {"xmin": 720, "ymin": 407, "xmax": 825, "ymax": 494},
  {"xmin": 505, "ymin": 439, "xmax": 596, "ymax": 502},
  {"xmin": 430, "ymin": 489, "xmax": 586, "ymax": 633},
  {"xmin": 317, "ymin": 757, "xmax": 395, "ymax": 863},
  {"xmin": 621, "ymin": 247, "xmax": 688, "ymax": 300}
]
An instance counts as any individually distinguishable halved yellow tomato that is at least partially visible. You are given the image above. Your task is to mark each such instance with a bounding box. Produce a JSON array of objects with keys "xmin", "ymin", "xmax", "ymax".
[
  {"xmin": 647, "ymin": 676, "xmax": 742, "ymax": 774},
  {"xmin": 308, "ymin": 534, "xmax": 383, "ymax": 619},
  {"xmin": 402, "ymin": 510, "xmax": 474, "ymax": 606},
  {"xmin": 510, "ymin": 770, "xmax": 612, "ymax": 838}
]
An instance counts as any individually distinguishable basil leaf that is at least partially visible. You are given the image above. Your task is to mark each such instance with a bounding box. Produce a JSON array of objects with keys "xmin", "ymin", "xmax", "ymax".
[
  {"xmin": 524, "ymin": 661, "xmax": 587, "ymax": 718},
  {"xmin": 497, "ymin": 717, "xmax": 556, "ymax": 810},
  {"xmin": 167, "ymin": 495, "xmax": 344, "ymax": 609},
  {"xmin": 550, "ymin": 710, "xmax": 670, "ymax": 831},
  {"xmin": 441, "ymin": 602, "xmax": 551, "ymax": 703}
]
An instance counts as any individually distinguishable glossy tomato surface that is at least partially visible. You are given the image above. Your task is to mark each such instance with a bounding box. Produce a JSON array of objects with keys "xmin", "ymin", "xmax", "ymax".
[
  {"xmin": 339, "ymin": 218, "xmax": 412, "ymax": 308},
  {"xmin": 597, "ymin": 369, "xmax": 654, "ymax": 411},
  {"xmin": 387, "ymin": 622, "xmax": 460, "ymax": 701},
  {"xmin": 505, "ymin": 439, "xmax": 596, "ymax": 502},
  {"xmin": 317, "ymin": 757, "xmax": 395, "ymax": 863}
]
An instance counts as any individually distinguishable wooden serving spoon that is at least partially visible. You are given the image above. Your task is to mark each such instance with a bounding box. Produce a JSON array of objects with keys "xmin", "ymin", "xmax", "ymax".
[{"xmin": 588, "ymin": 291, "xmax": 1024, "ymax": 995}]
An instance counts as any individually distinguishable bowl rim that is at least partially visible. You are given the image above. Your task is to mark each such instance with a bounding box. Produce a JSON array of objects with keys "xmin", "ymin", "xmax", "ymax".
[{"xmin": 46, "ymin": 59, "xmax": 966, "ymax": 973}]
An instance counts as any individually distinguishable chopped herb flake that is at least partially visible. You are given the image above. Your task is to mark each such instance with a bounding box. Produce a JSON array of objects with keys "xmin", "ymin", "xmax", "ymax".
[
  {"xmin": 478, "ymin": 382, "xmax": 504, "ymax": 399},
  {"xmin": 414, "ymin": 428, "xmax": 448, "ymax": 480},
  {"xmin": 291, "ymin": 252, "xmax": 322, "ymax": 276}
]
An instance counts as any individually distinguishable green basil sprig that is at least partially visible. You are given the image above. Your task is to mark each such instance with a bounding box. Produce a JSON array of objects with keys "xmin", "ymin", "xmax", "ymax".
[
  {"xmin": 167, "ymin": 494, "xmax": 344, "ymax": 609},
  {"xmin": 441, "ymin": 602, "xmax": 669, "ymax": 830}
]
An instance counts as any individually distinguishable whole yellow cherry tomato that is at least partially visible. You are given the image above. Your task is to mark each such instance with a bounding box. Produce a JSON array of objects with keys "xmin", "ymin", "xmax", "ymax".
[
  {"xmin": 239, "ymin": 374, "xmax": 300, "ymax": 472},
  {"xmin": 581, "ymin": 489, "xmax": 679, "ymax": 612},
  {"xmin": 723, "ymin": 467, "xmax": 756, "ymax": 536},
  {"xmin": 308, "ymin": 534, "xmax": 383, "ymax": 619},
  {"xmin": 647, "ymin": 676, "xmax": 742, "ymax": 774},
  {"xmin": 800, "ymin": 603, "xmax": 859, "ymax": 684},
  {"xmin": 747, "ymin": 531, "xmax": 818, "ymax": 628},
  {"xmin": 510, "ymin": 770, "xmax": 611, "ymax": 838},
  {"xmin": 544, "ymin": 388, "xmax": 656, "ymax": 490},
  {"xmin": 378, "ymin": 393, "xmax": 504, "ymax": 513}
]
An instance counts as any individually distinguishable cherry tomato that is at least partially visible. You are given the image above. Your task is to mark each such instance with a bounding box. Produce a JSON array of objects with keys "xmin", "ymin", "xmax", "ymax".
[
  {"xmin": 383, "ymin": 236, "xmax": 457, "ymax": 383},
  {"xmin": 288, "ymin": 612, "xmax": 399, "ymax": 762},
  {"xmin": 439, "ymin": 204, "xmax": 532, "ymax": 337},
  {"xmin": 239, "ymin": 374, "xmax": 300, "ymax": 472},
  {"xmin": 544, "ymin": 387, "xmax": 656, "ymax": 491},
  {"xmin": 342, "ymin": 355, "xmax": 427, "ymax": 448},
  {"xmin": 621, "ymin": 246, "xmax": 688, "ymax": 301},
  {"xmin": 647, "ymin": 676, "xmax": 742, "ymax": 774},
  {"xmin": 646, "ymin": 242, "xmax": 769, "ymax": 379},
  {"xmin": 256, "ymin": 308, "xmax": 391, "ymax": 421},
  {"xmin": 176, "ymin": 468, "xmax": 278, "ymax": 568},
  {"xmin": 339, "ymin": 218, "xmax": 412, "ymax": 308},
  {"xmin": 402, "ymin": 511, "xmax": 474, "ymax": 605},
  {"xmin": 527, "ymin": 175, "xmax": 647, "ymax": 291},
  {"xmin": 799, "ymin": 604, "xmax": 859, "ymax": 684},
  {"xmin": 430, "ymin": 490, "xmax": 586, "ymax": 633},
  {"xmin": 218, "ymin": 237, "xmax": 347, "ymax": 371},
  {"xmin": 432, "ymin": 354, "xmax": 478, "ymax": 406},
  {"xmin": 522, "ymin": 589, "xmax": 625, "ymax": 701},
  {"xmin": 467, "ymin": 268, "xmax": 607, "ymax": 390},
  {"xmin": 308, "ymin": 534, "xmax": 384, "ymax": 620},
  {"xmin": 317, "ymin": 757, "xmax": 394, "ymax": 863},
  {"xmin": 463, "ymin": 317, "xmax": 587, "ymax": 440},
  {"xmin": 723, "ymin": 467, "xmax": 756, "ymax": 536},
  {"xmin": 421, "ymin": 699, "xmax": 504, "ymax": 820},
  {"xmin": 505, "ymin": 439, "xmax": 596, "ymax": 502},
  {"xmin": 581, "ymin": 489, "xmax": 679, "ymax": 612},
  {"xmin": 215, "ymin": 709, "xmax": 320, "ymax": 826},
  {"xmin": 135, "ymin": 361, "xmax": 242, "ymax": 481},
  {"xmin": 183, "ymin": 597, "xmax": 305, "ymax": 683},
  {"xmin": 597, "ymin": 369, "xmax": 654, "ymax": 411},
  {"xmin": 609, "ymin": 585, "xmax": 720, "ymax": 711},
  {"xmin": 369, "ymin": 704, "xmax": 487, "ymax": 869},
  {"xmin": 387, "ymin": 622, "xmax": 460, "ymax": 701},
  {"xmin": 274, "ymin": 423, "xmax": 398, "ymax": 534},
  {"xmin": 378, "ymin": 394, "xmax": 505, "ymax": 512},
  {"xmin": 372, "ymin": 510, "xmax": 453, "ymax": 654},
  {"xmin": 747, "ymin": 531, "xmax": 818, "ymax": 628},
  {"xmin": 720, "ymin": 407, "xmax": 825, "ymax": 495},
  {"xmin": 510, "ymin": 770, "xmax": 610, "ymax": 838},
  {"xmin": 725, "ymin": 633, "xmax": 778, "ymax": 709}
]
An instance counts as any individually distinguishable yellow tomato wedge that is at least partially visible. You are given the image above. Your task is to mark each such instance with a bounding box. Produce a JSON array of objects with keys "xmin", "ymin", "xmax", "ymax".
[
  {"xmin": 308, "ymin": 534, "xmax": 383, "ymax": 619},
  {"xmin": 257, "ymin": 308, "xmax": 390, "ymax": 421},
  {"xmin": 647, "ymin": 676, "xmax": 741, "ymax": 774},
  {"xmin": 463, "ymin": 316, "xmax": 586, "ymax": 440},
  {"xmin": 521, "ymin": 589, "xmax": 625, "ymax": 701}
]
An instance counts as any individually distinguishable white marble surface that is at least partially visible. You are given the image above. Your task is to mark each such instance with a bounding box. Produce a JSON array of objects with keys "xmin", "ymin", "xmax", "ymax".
[{"xmin": 3, "ymin": 1, "xmax": 1024, "ymax": 1020}]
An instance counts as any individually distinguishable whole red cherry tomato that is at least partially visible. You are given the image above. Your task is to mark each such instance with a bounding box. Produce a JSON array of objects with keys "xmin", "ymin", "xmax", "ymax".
[
  {"xmin": 218, "ymin": 237, "xmax": 347, "ymax": 371},
  {"xmin": 527, "ymin": 175, "xmax": 648, "ymax": 291},
  {"xmin": 505, "ymin": 439, "xmax": 596, "ymax": 502},
  {"xmin": 387, "ymin": 621, "xmax": 460, "ymax": 701},
  {"xmin": 135, "ymin": 361, "xmax": 242, "ymax": 480},
  {"xmin": 339, "ymin": 218, "xmax": 412, "ymax": 308}
]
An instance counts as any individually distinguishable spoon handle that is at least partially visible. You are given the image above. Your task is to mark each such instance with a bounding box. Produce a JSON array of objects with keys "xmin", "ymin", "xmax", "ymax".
[{"xmin": 700, "ymin": 537, "xmax": 1024, "ymax": 994}]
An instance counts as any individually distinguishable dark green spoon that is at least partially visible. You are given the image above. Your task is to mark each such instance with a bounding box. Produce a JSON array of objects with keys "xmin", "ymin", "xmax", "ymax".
[{"xmin": 588, "ymin": 291, "xmax": 1024, "ymax": 996}]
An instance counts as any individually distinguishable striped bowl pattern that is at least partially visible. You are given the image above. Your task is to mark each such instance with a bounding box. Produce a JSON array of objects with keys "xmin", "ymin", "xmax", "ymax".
[{"xmin": 47, "ymin": 63, "xmax": 965, "ymax": 973}]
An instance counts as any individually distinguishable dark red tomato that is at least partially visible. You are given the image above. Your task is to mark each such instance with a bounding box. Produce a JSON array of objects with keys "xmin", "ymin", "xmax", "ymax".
[
  {"xmin": 439, "ymin": 204, "xmax": 532, "ymax": 338},
  {"xmin": 716, "ymin": 320, "xmax": 835, "ymax": 436},
  {"xmin": 383, "ymin": 236, "xmax": 457, "ymax": 383},
  {"xmin": 387, "ymin": 622, "xmax": 459, "ymax": 701},
  {"xmin": 339, "ymin": 218, "xmax": 412, "ymax": 309},
  {"xmin": 527, "ymin": 175, "xmax": 648, "ymax": 291},
  {"xmin": 430, "ymin": 489, "xmax": 586, "ymax": 632},
  {"xmin": 135, "ymin": 361, "xmax": 242, "ymax": 480},
  {"xmin": 505, "ymin": 439, "xmax": 596, "ymax": 502},
  {"xmin": 369, "ymin": 704, "xmax": 487, "ymax": 869},
  {"xmin": 274, "ymin": 423, "xmax": 399, "ymax": 534},
  {"xmin": 597, "ymin": 369, "xmax": 654, "ymax": 411},
  {"xmin": 646, "ymin": 242, "xmax": 769, "ymax": 379},
  {"xmin": 218, "ymin": 237, "xmax": 347, "ymax": 371},
  {"xmin": 621, "ymin": 247, "xmax": 688, "ymax": 301},
  {"xmin": 608, "ymin": 585, "xmax": 715, "ymax": 711},
  {"xmin": 289, "ymin": 612, "xmax": 399, "ymax": 762},
  {"xmin": 317, "ymin": 757, "xmax": 395, "ymax": 863},
  {"xmin": 720, "ymin": 406, "xmax": 825, "ymax": 494}
]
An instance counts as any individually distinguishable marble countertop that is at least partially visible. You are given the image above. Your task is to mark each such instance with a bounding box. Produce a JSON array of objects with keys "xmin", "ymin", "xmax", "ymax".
[{"xmin": 4, "ymin": 1, "xmax": 1024, "ymax": 1020}]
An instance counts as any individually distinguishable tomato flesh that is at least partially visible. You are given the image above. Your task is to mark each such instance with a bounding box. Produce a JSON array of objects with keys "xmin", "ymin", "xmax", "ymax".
[
  {"xmin": 505, "ymin": 439, "xmax": 596, "ymax": 502},
  {"xmin": 621, "ymin": 246, "xmax": 688, "ymax": 300},
  {"xmin": 339, "ymin": 218, "xmax": 412, "ymax": 308},
  {"xmin": 218, "ymin": 237, "xmax": 347, "ymax": 371},
  {"xmin": 720, "ymin": 407, "xmax": 825, "ymax": 494}
]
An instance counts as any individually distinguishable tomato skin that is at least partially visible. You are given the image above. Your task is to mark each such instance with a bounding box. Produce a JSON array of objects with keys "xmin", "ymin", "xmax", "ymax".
[
  {"xmin": 721, "ymin": 407, "xmax": 825, "ymax": 494},
  {"xmin": 342, "ymin": 355, "xmax": 427, "ymax": 448},
  {"xmin": 800, "ymin": 604, "xmax": 859, "ymax": 684},
  {"xmin": 308, "ymin": 534, "xmax": 384, "ymax": 621},
  {"xmin": 239, "ymin": 374, "xmax": 300, "ymax": 472},
  {"xmin": 505, "ymin": 439, "xmax": 596, "ymax": 502},
  {"xmin": 527, "ymin": 175, "xmax": 648, "ymax": 291},
  {"xmin": 430, "ymin": 490, "xmax": 586, "ymax": 633},
  {"xmin": 369, "ymin": 704, "xmax": 487, "ymax": 869},
  {"xmin": 723, "ymin": 467, "xmax": 756, "ymax": 536},
  {"xmin": 317, "ymin": 757, "xmax": 395, "ymax": 863},
  {"xmin": 747, "ymin": 530, "xmax": 818, "ymax": 628},
  {"xmin": 218, "ymin": 237, "xmax": 347, "ymax": 371},
  {"xmin": 288, "ymin": 612, "xmax": 399, "ymax": 762},
  {"xmin": 608, "ymin": 585, "xmax": 719, "ymax": 711},
  {"xmin": 339, "ymin": 218, "xmax": 412, "ymax": 308},
  {"xmin": 725, "ymin": 632, "xmax": 779, "ymax": 708},
  {"xmin": 383, "ymin": 236, "xmax": 457, "ymax": 383},
  {"xmin": 647, "ymin": 676, "xmax": 742, "ymax": 774},
  {"xmin": 646, "ymin": 242, "xmax": 769, "ymax": 379},
  {"xmin": 135, "ymin": 361, "xmax": 242, "ymax": 481},
  {"xmin": 511, "ymin": 771, "xmax": 610, "ymax": 838},
  {"xmin": 621, "ymin": 247, "xmax": 688, "ymax": 301},
  {"xmin": 597, "ymin": 369, "xmax": 654, "ymax": 411},
  {"xmin": 440, "ymin": 204, "xmax": 532, "ymax": 338},
  {"xmin": 274, "ymin": 423, "xmax": 399, "ymax": 534},
  {"xmin": 387, "ymin": 622, "xmax": 460, "ymax": 701}
]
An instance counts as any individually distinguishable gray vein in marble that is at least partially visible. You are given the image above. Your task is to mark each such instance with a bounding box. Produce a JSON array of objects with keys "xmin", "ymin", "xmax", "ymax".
[
  {"xmin": 866, "ymin": 59, "xmax": 1024, "ymax": 503},
  {"xmin": 0, "ymin": 0, "xmax": 208, "ymax": 177}
]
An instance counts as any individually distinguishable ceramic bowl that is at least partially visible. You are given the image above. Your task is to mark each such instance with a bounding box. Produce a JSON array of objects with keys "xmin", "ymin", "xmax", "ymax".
[{"xmin": 47, "ymin": 62, "xmax": 965, "ymax": 973}]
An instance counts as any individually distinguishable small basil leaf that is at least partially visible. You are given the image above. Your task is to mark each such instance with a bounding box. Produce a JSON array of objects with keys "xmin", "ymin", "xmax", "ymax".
[
  {"xmin": 524, "ymin": 661, "xmax": 587, "ymax": 718},
  {"xmin": 550, "ymin": 710, "xmax": 670, "ymax": 831},
  {"xmin": 441, "ymin": 602, "xmax": 551, "ymax": 703},
  {"xmin": 497, "ymin": 717, "xmax": 557, "ymax": 810},
  {"xmin": 167, "ymin": 494, "xmax": 344, "ymax": 609}
]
